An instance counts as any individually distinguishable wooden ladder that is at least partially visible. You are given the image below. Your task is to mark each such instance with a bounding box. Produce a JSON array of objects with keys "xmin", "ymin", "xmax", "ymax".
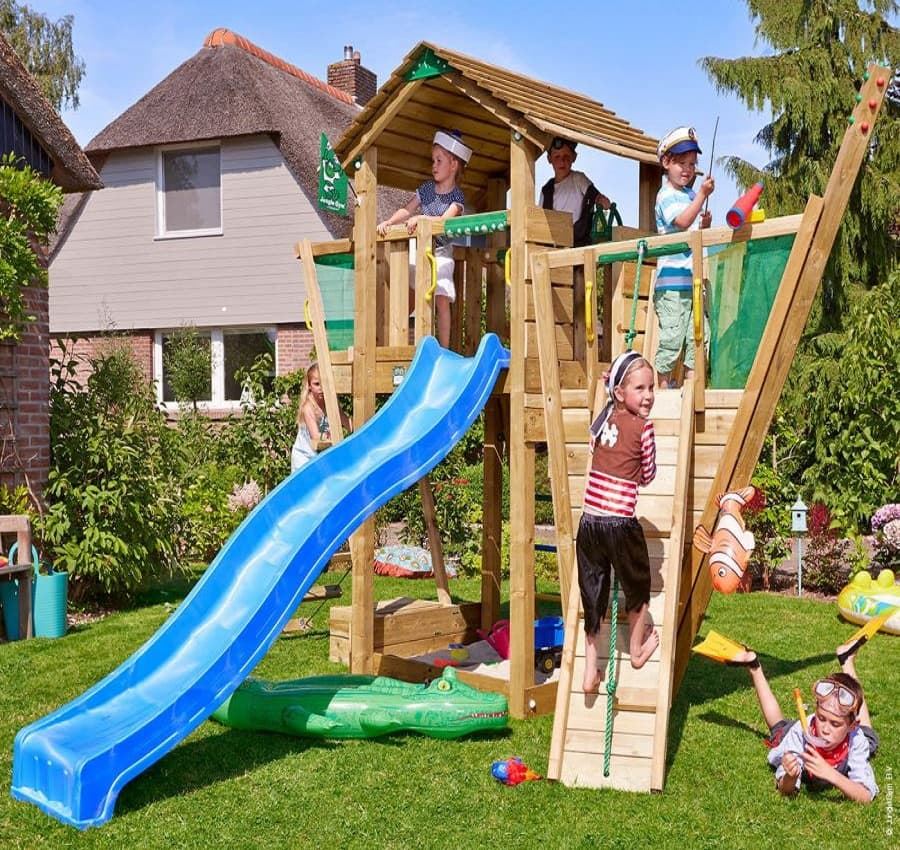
[{"xmin": 548, "ymin": 383, "xmax": 694, "ymax": 791}]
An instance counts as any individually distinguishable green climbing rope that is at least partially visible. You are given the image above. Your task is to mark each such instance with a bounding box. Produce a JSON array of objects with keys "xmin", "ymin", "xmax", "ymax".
[
  {"xmin": 603, "ymin": 577, "xmax": 620, "ymax": 777},
  {"xmin": 623, "ymin": 240, "xmax": 647, "ymax": 350}
]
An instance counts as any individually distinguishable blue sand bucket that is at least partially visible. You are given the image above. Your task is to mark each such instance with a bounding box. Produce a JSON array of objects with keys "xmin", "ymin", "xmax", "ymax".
[
  {"xmin": 0, "ymin": 578, "xmax": 19, "ymax": 640},
  {"xmin": 9, "ymin": 543, "xmax": 68, "ymax": 639}
]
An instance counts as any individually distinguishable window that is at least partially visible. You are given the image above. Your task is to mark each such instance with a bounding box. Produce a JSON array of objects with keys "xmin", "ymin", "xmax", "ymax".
[
  {"xmin": 155, "ymin": 328, "xmax": 276, "ymax": 409},
  {"xmin": 157, "ymin": 145, "xmax": 221, "ymax": 237}
]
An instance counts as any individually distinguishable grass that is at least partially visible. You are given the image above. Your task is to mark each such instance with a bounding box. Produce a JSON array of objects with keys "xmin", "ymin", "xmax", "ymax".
[{"xmin": 1, "ymin": 577, "xmax": 896, "ymax": 849}]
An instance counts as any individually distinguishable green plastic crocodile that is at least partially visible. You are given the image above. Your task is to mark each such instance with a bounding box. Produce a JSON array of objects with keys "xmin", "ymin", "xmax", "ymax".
[{"xmin": 211, "ymin": 667, "xmax": 509, "ymax": 740}]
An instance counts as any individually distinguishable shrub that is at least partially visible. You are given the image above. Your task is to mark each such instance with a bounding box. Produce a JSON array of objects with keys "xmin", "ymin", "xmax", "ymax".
[
  {"xmin": 177, "ymin": 462, "xmax": 247, "ymax": 562},
  {"xmin": 800, "ymin": 502, "xmax": 850, "ymax": 595},
  {"xmin": 163, "ymin": 325, "xmax": 212, "ymax": 409},
  {"xmin": 41, "ymin": 341, "xmax": 182, "ymax": 603},
  {"xmin": 215, "ymin": 353, "xmax": 296, "ymax": 492},
  {"xmin": 744, "ymin": 463, "xmax": 792, "ymax": 590}
]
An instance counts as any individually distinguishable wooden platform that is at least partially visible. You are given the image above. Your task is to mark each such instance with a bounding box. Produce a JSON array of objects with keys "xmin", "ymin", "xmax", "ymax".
[
  {"xmin": 329, "ymin": 597, "xmax": 481, "ymax": 665},
  {"xmin": 549, "ymin": 385, "xmax": 694, "ymax": 791}
]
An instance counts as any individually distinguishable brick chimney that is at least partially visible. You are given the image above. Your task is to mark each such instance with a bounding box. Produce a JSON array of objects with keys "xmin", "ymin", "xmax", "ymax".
[{"xmin": 327, "ymin": 45, "xmax": 377, "ymax": 106}]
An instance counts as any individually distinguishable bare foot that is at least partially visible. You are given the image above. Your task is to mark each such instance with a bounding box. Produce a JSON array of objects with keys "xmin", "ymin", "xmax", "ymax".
[
  {"xmin": 630, "ymin": 628, "xmax": 659, "ymax": 669},
  {"xmin": 582, "ymin": 670, "xmax": 603, "ymax": 693},
  {"xmin": 836, "ymin": 637, "xmax": 865, "ymax": 667},
  {"xmin": 732, "ymin": 647, "xmax": 758, "ymax": 666}
]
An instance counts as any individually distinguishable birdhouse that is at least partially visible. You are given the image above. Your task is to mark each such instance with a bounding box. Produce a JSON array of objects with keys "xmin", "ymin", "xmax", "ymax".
[{"xmin": 791, "ymin": 497, "xmax": 808, "ymax": 534}]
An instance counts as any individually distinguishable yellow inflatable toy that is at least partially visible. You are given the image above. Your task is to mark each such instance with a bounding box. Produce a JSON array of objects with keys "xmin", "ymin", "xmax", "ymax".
[{"xmin": 836, "ymin": 569, "xmax": 900, "ymax": 636}]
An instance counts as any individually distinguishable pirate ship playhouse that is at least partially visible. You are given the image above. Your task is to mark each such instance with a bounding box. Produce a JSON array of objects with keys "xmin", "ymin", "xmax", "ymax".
[{"xmin": 297, "ymin": 42, "xmax": 890, "ymax": 793}]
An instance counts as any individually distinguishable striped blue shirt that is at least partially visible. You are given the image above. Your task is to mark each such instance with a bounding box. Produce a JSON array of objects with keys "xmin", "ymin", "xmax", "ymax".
[{"xmin": 654, "ymin": 183, "xmax": 696, "ymax": 291}]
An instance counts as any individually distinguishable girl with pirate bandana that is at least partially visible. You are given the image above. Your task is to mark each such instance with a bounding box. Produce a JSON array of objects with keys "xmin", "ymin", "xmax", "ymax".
[{"xmin": 577, "ymin": 351, "xmax": 658, "ymax": 691}]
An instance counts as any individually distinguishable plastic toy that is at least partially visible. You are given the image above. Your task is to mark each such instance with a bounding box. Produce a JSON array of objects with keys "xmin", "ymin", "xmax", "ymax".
[
  {"xmin": 692, "ymin": 486, "xmax": 756, "ymax": 593},
  {"xmin": 212, "ymin": 667, "xmax": 509, "ymax": 740},
  {"xmin": 726, "ymin": 182, "xmax": 764, "ymax": 229},
  {"xmin": 534, "ymin": 615, "xmax": 564, "ymax": 674},
  {"xmin": 491, "ymin": 757, "xmax": 541, "ymax": 786},
  {"xmin": 836, "ymin": 570, "xmax": 900, "ymax": 635},
  {"xmin": 478, "ymin": 619, "xmax": 511, "ymax": 659}
]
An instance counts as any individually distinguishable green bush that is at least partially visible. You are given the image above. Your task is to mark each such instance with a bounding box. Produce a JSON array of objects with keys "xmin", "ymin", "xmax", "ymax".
[
  {"xmin": 41, "ymin": 341, "xmax": 182, "ymax": 603},
  {"xmin": 744, "ymin": 459, "xmax": 793, "ymax": 590},
  {"xmin": 772, "ymin": 271, "xmax": 900, "ymax": 531},
  {"xmin": 177, "ymin": 462, "xmax": 248, "ymax": 562}
]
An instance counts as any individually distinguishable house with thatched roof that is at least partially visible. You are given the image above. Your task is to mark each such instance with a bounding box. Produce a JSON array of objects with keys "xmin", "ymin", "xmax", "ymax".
[
  {"xmin": 49, "ymin": 30, "xmax": 379, "ymax": 410},
  {"xmin": 0, "ymin": 30, "xmax": 101, "ymax": 498}
]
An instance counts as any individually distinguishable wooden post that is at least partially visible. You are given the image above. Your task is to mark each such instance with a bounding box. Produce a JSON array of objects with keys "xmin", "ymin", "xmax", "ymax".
[
  {"xmin": 650, "ymin": 381, "xmax": 693, "ymax": 790},
  {"xmin": 508, "ymin": 132, "xmax": 539, "ymax": 718},
  {"xmin": 638, "ymin": 162, "xmax": 661, "ymax": 233},
  {"xmin": 672, "ymin": 63, "xmax": 890, "ymax": 693},
  {"xmin": 530, "ymin": 249, "xmax": 574, "ymax": 610},
  {"xmin": 298, "ymin": 240, "xmax": 345, "ymax": 445},
  {"xmin": 418, "ymin": 477, "xmax": 452, "ymax": 606},
  {"xmin": 480, "ymin": 177, "xmax": 508, "ymax": 631},
  {"xmin": 349, "ymin": 147, "xmax": 378, "ymax": 675}
]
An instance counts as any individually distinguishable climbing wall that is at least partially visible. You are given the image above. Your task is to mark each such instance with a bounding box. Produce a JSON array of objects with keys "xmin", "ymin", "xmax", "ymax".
[{"xmin": 548, "ymin": 384, "xmax": 694, "ymax": 791}]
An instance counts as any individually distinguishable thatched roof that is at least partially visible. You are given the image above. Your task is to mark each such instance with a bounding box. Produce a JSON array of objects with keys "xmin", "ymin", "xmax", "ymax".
[
  {"xmin": 0, "ymin": 31, "xmax": 101, "ymax": 192},
  {"xmin": 335, "ymin": 42, "xmax": 660, "ymax": 199},
  {"xmin": 85, "ymin": 30, "xmax": 365, "ymax": 237}
]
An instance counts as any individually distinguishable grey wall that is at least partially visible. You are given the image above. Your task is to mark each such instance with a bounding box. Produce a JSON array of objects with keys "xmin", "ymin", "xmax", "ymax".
[{"xmin": 50, "ymin": 135, "xmax": 334, "ymax": 333}]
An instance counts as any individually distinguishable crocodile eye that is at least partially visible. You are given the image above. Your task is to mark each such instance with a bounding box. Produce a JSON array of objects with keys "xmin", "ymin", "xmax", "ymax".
[
  {"xmin": 717, "ymin": 567, "xmax": 727, "ymax": 577},
  {"xmin": 437, "ymin": 679, "xmax": 451, "ymax": 692}
]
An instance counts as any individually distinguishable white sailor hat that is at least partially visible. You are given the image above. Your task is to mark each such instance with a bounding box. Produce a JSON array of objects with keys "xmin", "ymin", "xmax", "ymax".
[
  {"xmin": 433, "ymin": 130, "xmax": 472, "ymax": 164},
  {"xmin": 657, "ymin": 126, "xmax": 701, "ymax": 160}
]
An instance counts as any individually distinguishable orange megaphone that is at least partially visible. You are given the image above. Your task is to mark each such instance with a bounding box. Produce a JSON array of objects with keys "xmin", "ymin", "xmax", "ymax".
[{"xmin": 726, "ymin": 182, "xmax": 764, "ymax": 229}]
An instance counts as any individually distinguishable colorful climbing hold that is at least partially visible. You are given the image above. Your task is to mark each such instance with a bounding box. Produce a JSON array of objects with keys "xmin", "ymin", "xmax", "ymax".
[
  {"xmin": 860, "ymin": 122, "xmax": 870, "ymax": 133},
  {"xmin": 876, "ymin": 77, "xmax": 885, "ymax": 88},
  {"xmin": 848, "ymin": 115, "xmax": 856, "ymax": 124},
  {"xmin": 868, "ymin": 99, "xmax": 878, "ymax": 109}
]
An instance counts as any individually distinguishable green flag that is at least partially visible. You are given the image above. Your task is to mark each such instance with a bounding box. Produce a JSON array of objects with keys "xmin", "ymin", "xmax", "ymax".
[{"xmin": 318, "ymin": 133, "xmax": 348, "ymax": 216}]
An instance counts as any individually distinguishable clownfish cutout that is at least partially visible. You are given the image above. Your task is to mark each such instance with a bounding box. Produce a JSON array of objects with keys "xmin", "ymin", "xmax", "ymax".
[{"xmin": 693, "ymin": 486, "xmax": 757, "ymax": 594}]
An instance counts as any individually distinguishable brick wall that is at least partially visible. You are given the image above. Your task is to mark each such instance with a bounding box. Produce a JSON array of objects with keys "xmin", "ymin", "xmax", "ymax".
[
  {"xmin": 0, "ymin": 284, "xmax": 50, "ymax": 499},
  {"xmin": 277, "ymin": 324, "xmax": 315, "ymax": 375},
  {"xmin": 49, "ymin": 331, "xmax": 155, "ymax": 387},
  {"xmin": 327, "ymin": 51, "xmax": 377, "ymax": 106}
]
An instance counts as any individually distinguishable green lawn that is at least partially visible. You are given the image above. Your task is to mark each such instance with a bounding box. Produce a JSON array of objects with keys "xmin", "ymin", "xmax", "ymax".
[{"xmin": 1, "ymin": 577, "xmax": 895, "ymax": 849}]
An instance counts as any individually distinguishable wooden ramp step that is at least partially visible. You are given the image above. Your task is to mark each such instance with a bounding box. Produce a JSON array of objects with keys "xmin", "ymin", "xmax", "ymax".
[{"xmin": 548, "ymin": 384, "xmax": 694, "ymax": 792}]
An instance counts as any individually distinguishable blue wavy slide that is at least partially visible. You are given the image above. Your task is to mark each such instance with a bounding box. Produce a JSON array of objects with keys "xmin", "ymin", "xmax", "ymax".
[{"xmin": 12, "ymin": 334, "xmax": 509, "ymax": 829}]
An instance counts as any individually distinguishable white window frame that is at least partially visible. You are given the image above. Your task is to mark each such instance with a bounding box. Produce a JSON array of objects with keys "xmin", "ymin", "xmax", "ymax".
[
  {"xmin": 155, "ymin": 141, "xmax": 223, "ymax": 239},
  {"xmin": 154, "ymin": 327, "xmax": 277, "ymax": 412}
]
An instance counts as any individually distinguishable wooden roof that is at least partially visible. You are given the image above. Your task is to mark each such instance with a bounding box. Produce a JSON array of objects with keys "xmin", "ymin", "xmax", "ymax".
[{"xmin": 334, "ymin": 42, "xmax": 659, "ymax": 197}]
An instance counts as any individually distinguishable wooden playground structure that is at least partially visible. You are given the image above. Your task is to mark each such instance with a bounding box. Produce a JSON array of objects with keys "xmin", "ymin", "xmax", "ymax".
[{"xmin": 295, "ymin": 43, "xmax": 891, "ymax": 793}]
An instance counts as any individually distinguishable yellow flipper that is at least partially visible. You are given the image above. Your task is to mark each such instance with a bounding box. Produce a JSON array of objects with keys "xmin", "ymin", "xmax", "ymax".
[
  {"xmin": 849, "ymin": 605, "xmax": 899, "ymax": 641},
  {"xmin": 692, "ymin": 629, "xmax": 749, "ymax": 664}
]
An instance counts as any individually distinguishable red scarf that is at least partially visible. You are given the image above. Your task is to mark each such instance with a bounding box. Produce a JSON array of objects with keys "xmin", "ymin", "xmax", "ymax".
[{"xmin": 808, "ymin": 717, "xmax": 852, "ymax": 768}]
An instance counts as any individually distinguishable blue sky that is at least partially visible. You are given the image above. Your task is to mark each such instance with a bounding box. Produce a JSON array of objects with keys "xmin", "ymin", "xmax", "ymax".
[{"xmin": 43, "ymin": 0, "xmax": 775, "ymax": 224}]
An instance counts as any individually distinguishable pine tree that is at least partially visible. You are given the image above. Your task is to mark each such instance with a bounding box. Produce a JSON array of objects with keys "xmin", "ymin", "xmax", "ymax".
[
  {"xmin": 702, "ymin": 0, "xmax": 899, "ymax": 322},
  {"xmin": 0, "ymin": 0, "xmax": 84, "ymax": 111}
]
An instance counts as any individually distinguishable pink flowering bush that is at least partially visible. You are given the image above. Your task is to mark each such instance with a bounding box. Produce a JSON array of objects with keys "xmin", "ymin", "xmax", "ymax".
[
  {"xmin": 872, "ymin": 504, "xmax": 900, "ymax": 571},
  {"xmin": 227, "ymin": 480, "xmax": 262, "ymax": 513}
]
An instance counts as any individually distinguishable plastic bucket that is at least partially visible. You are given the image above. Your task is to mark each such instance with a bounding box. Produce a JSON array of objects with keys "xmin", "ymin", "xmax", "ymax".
[
  {"xmin": 9, "ymin": 543, "xmax": 68, "ymax": 639},
  {"xmin": 0, "ymin": 579, "xmax": 19, "ymax": 640}
]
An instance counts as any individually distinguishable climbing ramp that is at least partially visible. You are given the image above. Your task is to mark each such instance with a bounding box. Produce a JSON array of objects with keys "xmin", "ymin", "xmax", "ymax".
[{"xmin": 547, "ymin": 383, "xmax": 694, "ymax": 791}]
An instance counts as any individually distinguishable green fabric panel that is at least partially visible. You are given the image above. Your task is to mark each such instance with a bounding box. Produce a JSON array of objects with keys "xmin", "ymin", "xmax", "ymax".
[
  {"xmin": 708, "ymin": 234, "xmax": 795, "ymax": 388},
  {"xmin": 314, "ymin": 255, "xmax": 355, "ymax": 350}
]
